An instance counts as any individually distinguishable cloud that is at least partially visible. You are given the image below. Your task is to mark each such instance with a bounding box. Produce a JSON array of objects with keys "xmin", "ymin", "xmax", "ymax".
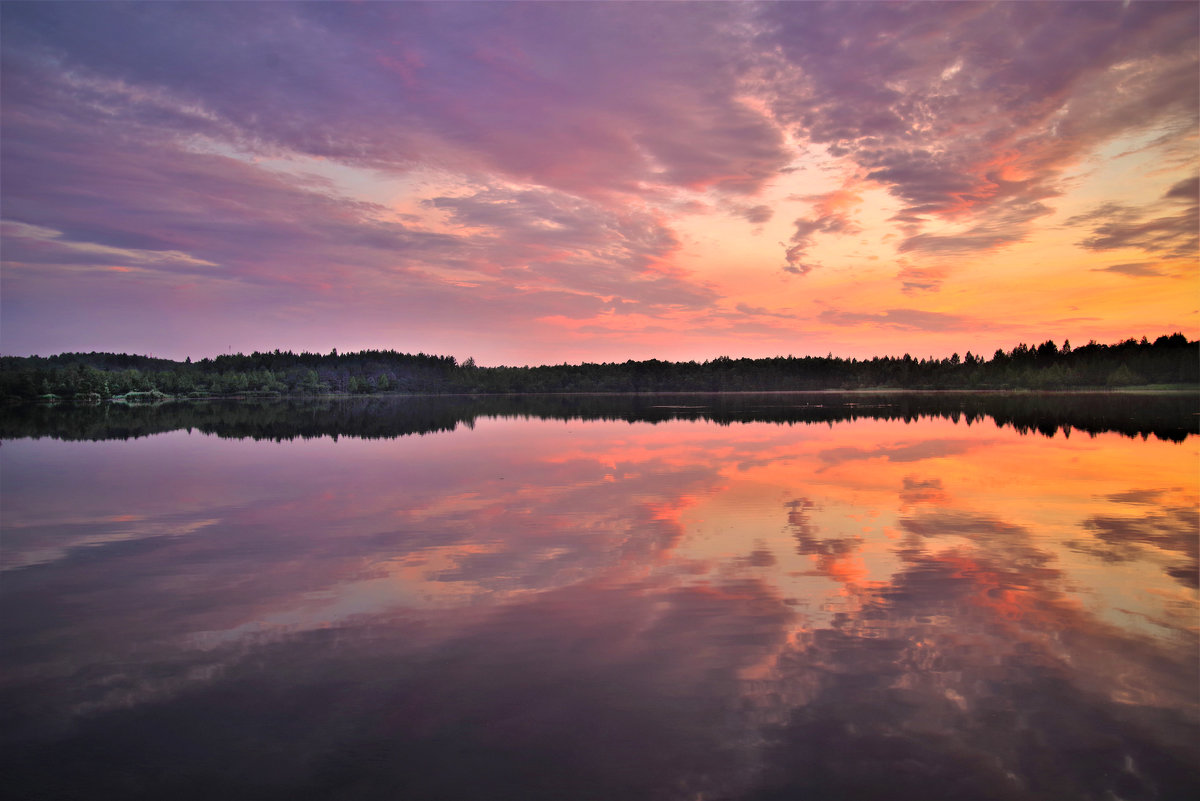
[
  {"xmin": 1092, "ymin": 262, "xmax": 1168, "ymax": 277},
  {"xmin": 899, "ymin": 510, "xmax": 1058, "ymax": 570},
  {"xmin": 785, "ymin": 498, "xmax": 820, "ymax": 546},
  {"xmin": 1104, "ymin": 488, "xmax": 1171, "ymax": 505},
  {"xmin": 1081, "ymin": 504, "xmax": 1198, "ymax": 582},
  {"xmin": 0, "ymin": 44, "xmax": 723, "ymax": 356},
  {"xmin": 782, "ymin": 497, "xmax": 868, "ymax": 584},
  {"xmin": 738, "ymin": 547, "xmax": 778, "ymax": 568},
  {"xmin": 4, "ymin": 1, "xmax": 804, "ymax": 356},
  {"xmin": 422, "ymin": 186, "xmax": 719, "ymax": 312},
  {"xmin": 1165, "ymin": 175, "xmax": 1200, "ymax": 202},
  {"xmin": 818, "ymin": 439, "xmax": 981, "ymax": 467},
  {"xmin": 757, "ymin": 1, "xmax": 1199, "ymax": 256},
  {"xmin": 899, "ymin": 476, "xmax": 949, "ymax": 508},
  {"xmin": 817, "ymin": 308, "xmax": 985, "ymax": 333},
  {"xmin": 1066, "ymin": 178, "xmax": 1199, "ymax": 259},
  {"xmin": 780, "ymin": 258, "xmax": 813, "ymax": 277},
  {"xmin": 781, "ymin": 189, "xmax": 861, "ymax": 275},
  {"xmin": 733, "ymin": 303, "xmax": 795, "ymax": 320},
  {"xmin": 0, "ymin": 1, "xmax": 790, "ymax": 200},
  {"xmin": 896, "ymin": 265, "xmax": 947, "ymax": 294},
  {"xmin": 755, "ymin": 532, "xmax": 1198, "ymax": 799},
  {"xmin": 733, "ymin": 204, "xmax": 774, "ymax": 225},
  {"xmin": 0, "ymin": 70, "xmax": 461, "ymax": 285},
  {"xmin": 895, "ymin": 196, "xmax": 1055, "ymax": 255}
]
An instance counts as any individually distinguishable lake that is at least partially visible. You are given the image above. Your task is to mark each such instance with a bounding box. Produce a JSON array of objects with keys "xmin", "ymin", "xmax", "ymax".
[{"xmin": 2, "ymin": 393, "xmax": 1197, "ymax": 800}]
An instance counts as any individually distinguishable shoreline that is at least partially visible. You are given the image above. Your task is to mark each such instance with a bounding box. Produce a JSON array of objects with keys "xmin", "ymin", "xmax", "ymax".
[{"xmin": 13, "ymin": 385, "xmax": 1199, "ymax": 406}]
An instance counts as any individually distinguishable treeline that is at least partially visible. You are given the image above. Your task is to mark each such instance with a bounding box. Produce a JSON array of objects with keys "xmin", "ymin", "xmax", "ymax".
[
  {"xmin": 0, "ymin": 349, "xmax": 459, "ymax": 401},
  {"xmin": 0, "ymin": 334, "xmax": 1196, "ymax": 401},
  {"xmin": 1, "ymin": 392, "xmax": 1195, "ymax": 443}
]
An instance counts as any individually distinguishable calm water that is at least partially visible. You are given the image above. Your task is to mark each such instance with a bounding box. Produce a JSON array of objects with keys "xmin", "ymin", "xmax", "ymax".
[{"xmin": 2, "ymin": 394, "xmax": 1197, "ymax": 800}]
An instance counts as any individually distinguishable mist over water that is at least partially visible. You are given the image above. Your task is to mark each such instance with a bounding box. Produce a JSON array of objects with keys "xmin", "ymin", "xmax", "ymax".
[{"xmin": 2, "ymin": 395, "xmax": 1197, "ymax": 800}]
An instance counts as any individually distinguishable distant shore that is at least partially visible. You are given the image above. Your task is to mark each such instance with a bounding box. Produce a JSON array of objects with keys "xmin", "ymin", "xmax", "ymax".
[
  {"xmin": 3, "ymin": 334, "xmax": 1197, "ymax": 402},
  {"xmin": 12, "ymin": 385, "xmax": 1199, "ymax": 408}
]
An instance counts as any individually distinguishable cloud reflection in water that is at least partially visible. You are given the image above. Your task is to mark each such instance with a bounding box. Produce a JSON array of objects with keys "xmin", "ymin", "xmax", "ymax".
[{"xmin": 1, "ymin": 412, "xmax": 1197, "ymax": 799}]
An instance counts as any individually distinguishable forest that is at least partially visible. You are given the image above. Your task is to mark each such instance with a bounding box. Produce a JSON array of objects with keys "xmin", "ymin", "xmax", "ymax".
[{"xmin": 0, "ymin": 334, "xmax": 1196, "ymax": 402}]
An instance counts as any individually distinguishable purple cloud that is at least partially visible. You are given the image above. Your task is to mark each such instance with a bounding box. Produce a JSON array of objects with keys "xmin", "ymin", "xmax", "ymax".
[
  {"xmin": 1092, "ymin": 263, "xmax": 1168, "ymax": 278},
  {"xmin": 896, "ymin": 265, "xmax": 947, "ymax": 294},
  {"xmin": 781, "ymin": 189, "xmax": 861, "ymax": 275},
  {"xmin": 818, "ymin": 308, "xmax": 985, "ymax": 333},
  {"xmin": 1, "ymin": 2, "xmax": 789, "ymax": 199},
  {"xmin": 819, "ymin": 439, "xmax": 984, "ymax": 466},
  {"xmin": 1067, "ymin": 178, "xmax": 1199, "ymax": 259},
  {"xmin": 734, "ymin": 204, "xmax": 774, "ymax": 225},
  {"xmin": 1165, "ymin": 176, "xmax": 1200, "ymax": 202},
  {"xmin": 2, "ymin": 9, "xmax": 737, "ymax": 357},
  {"xmin": 424, "ymin": 186, "xmax": 713, "ymax": 309},
  {"xmin": 896, "ymin": 196, "xmax": 1055, "ymax": 255},
  {"xmin": 4, "ymin": 1, "xmax": 797, "ymax": 356},
  {"xmin": 758, "ymin": 1, "xmax": 1198, "ymax": 252}
]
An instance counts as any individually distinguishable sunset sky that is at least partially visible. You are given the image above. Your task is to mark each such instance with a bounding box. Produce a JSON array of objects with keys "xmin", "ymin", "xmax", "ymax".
[{"xmin": 2, "ymin": 1, "xmax": 1197, "ymax": 365}]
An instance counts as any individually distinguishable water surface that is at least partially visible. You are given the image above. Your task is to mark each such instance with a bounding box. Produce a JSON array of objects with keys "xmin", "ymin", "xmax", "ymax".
[{"xmin": 2, "ymin": 394, "xmax": 1197, "ymax": 800}]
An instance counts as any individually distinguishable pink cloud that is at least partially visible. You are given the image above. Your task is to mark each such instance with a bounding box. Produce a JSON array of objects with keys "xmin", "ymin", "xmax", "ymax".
[
  {"xmin": 760, "ymin": 1, "xmax": 1198, "ymax": 254},
  {"xmin": 817, "ymin": 307, "xmax": 993, "ymax": 334},
  {"xmin": 782, "ymin": 189, "xmax": 863, "ymax": 275}
]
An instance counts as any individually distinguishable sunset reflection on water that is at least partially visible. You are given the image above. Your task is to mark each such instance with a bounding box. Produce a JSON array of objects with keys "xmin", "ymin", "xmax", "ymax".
[{"xmin": 2, "ymin": 407, "xmax": 1197, "ymax": 799}]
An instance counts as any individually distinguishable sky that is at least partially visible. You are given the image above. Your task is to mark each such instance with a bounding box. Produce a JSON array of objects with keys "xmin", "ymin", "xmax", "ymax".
[{"xmin": 1, "ymin": 0, "xmax": 1197, "ymax": 365}]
